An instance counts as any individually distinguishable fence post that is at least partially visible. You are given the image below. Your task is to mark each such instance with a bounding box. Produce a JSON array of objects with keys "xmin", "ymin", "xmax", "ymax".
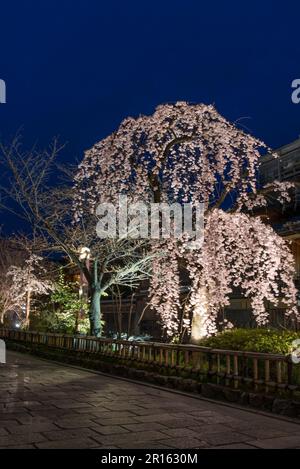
[{"xmin": 2, "ymin": 329, "xmax": 298, "ymax": 396}]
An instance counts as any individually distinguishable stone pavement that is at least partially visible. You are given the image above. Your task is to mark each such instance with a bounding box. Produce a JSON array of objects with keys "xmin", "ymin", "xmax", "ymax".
[{"xmin": 1, "ymin": 351, "xmax": 300, "ymax": 449}]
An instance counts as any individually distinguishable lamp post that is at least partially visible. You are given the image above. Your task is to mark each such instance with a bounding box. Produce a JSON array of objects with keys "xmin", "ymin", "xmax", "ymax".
[
  {"xmin": 79, "ymin": 246, "xmax": 91, "ymax": 294},
  {"xmin": 76, "ymin": 247, "xmax": 91, "ymax": 333}
]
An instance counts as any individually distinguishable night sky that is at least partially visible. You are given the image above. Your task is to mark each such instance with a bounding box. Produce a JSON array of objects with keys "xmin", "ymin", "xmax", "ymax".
[{"xmin": 1, "ymin": 1, "xmax": 300, "ymax": 167}]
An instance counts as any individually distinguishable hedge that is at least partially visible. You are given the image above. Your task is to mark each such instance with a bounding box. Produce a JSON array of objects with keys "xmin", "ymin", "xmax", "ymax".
[{"xmin": 200, "ymin": 328, "xmax": 300, "ymax": 355}]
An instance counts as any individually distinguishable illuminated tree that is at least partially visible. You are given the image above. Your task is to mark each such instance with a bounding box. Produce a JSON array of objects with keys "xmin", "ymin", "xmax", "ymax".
[
  {"xmin": 0, "ymin": 236, "xmax": 52, "ymax": 326},
  {"xmin": 75, "ymin": 102, "xmax": 298, "ymax": 341},
  {"xmin": 0, "ymin": 238, "xmax": 25, "ymax": 324},
  {"xmin": 7, "ymin": 253, "xmax": 53, "ymax": 327}
]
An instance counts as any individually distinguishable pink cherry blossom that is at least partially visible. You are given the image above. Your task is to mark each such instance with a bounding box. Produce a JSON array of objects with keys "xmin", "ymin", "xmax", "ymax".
[{"xmin": 74, "ymin": 102, "xmax": 298, "ymax": 338}]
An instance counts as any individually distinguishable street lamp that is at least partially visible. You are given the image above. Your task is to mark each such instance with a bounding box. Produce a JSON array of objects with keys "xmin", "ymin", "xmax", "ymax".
[
  {"xmin": 78, "ymin": 246, "xmax": 91, "ymax": 298},
  {"xmin": 79, "ymin": 246, "xmax": 91, "ymax": 262},
  {"xmin": 76, "ymin": 247, "xmax": 91, "ymax": 333}
]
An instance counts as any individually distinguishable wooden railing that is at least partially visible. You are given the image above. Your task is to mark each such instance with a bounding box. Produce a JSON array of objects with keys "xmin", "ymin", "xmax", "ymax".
[{"xmin": 1, "ymin": 328, "xmax": 299, "ymax": 395}]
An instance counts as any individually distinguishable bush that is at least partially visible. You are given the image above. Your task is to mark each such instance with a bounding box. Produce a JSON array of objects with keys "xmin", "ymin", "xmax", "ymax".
[
  {"xmin": 200, "ymin": 328, "xmax": 300, "ymax": 355},
  {"xmin": 31, "ymin": 271, "xmax": 91, "ymax": 334}
]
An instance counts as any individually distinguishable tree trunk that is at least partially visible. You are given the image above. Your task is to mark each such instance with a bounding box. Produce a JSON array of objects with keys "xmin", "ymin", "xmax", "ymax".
[
  {"xmin": 132, "ymin": 312, "xmax": 141, "ymax": 336},
  {"xmin": 89, "ymin": 259, "xmax": 102, "ymax": 337},
  {"xmin": 89, "ymin": 287, "xmax": 101, "ymax": 337},
  {"xmin": 190, "ymin": 286, "xmax": 210, "ymax": 344},
  {"xmin": 127, "ymin": 293, "xmax": 135, "ymax": 338},
  {"xmin": 24, "ymin": 289, "xmax": 31, "ymax": 328},
  {"xmin": 74, "ymin": 309, "xmax": 79, "ymax": 334}
]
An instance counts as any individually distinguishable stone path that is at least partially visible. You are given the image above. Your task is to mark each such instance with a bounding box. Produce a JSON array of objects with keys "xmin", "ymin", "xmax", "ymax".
[{"xmin": 1, "ymin": 351, "xmax": 300, "ymax": 449}]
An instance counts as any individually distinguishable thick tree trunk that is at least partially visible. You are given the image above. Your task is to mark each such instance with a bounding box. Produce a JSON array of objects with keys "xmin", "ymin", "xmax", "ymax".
[
  {"xmin": 89, "ymin": 260, "xmax": 102, "ymax": 337},
  {"xmin": 190, "ymin": 286, "xmax": 210, "ymax": 344},
  {"xmin": 89, "ymin": 287, "xmax": 101, "ymax": 337}
]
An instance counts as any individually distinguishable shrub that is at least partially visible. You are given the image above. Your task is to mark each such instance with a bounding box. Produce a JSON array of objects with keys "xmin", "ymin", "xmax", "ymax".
[
  {"xmin": 31, "ymin": 272, "xmax": 91, "ymax": 334},
  {"xmin": 200, "ymin": 328, "xmax": 300, "ymax": 355}
]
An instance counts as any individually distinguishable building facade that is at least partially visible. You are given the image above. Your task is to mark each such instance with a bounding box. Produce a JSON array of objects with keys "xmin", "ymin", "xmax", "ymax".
[{"xmin": 224, "ymin": 138, "xmax": 300, "ymax": 328}]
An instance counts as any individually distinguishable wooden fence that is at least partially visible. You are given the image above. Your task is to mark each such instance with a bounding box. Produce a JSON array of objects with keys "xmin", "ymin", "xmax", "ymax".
[{"xmin": 1, "ymin": 328, "xmax": 299, "ymax": 395}]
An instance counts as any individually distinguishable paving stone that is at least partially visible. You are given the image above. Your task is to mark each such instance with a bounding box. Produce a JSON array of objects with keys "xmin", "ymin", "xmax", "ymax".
[
  {"xmin": 123, "ymin": 423, "xmax": 167, "ymax": 432},
  {"xmin": 211, "ymin": 443, "xmax": 257, "ymax": 449},
  {"xmin": 133, "ymin": 413, "xmax": 186, "ymax": 423},
  {"xmin": 91, "ymin": 425, "xmax": 130, "ymax": 435},
  {"xmin": 0, "ymin": 428, "xmax": 9, "ymax": 436},
  {"xmin": 93, "ymin": 430, "xmax": 166, "ymax": 446},
  {"xmin": 160, "ymin": 428, "xmax": 203, "ymax": 439},
  {"xmin": 36, "ymin": 438, "xmax": 98, "ymax": 449},
  {"xmin": 94, "ymin": 417, "xmax": 137, "ymax": 426},
  {"xmin": 55, "ymin": 418, "xmax": 96, "ymax": 429},
  {"xmin": 80, "ymin": 400, "xmax": 108, "ymax": 406},
  {"xmin": 91, "ymin": 411, "xmax": 137, "ymax": 421},
  {"xmin": 51, "ymin": 400, "xmax": 94, "ymax": 409},
  {"xmin": 160, "ymin": 437, "xmax": 208, "ymax": 449},
  {"xmin": 30, "ymin": 409, "xmax": 75, "ymax": 418},
  {"xmin": 0, "ymin": 432, "xmax": 46, "ymax": 447},
  {"xmin": 227, "ymin": 418, "xmax": 300, "ymax": 435},
  {"xmin": 2, "ymin": 350, "xmax": 300, "ymax": 449},
  {"xmin": 232, "ymin": 426, "xmax": 290, "ymax": 440},
  {"xmin": 0, "ymin": 398, "xmax": 22, "ymax": 404},
  {"xmin": 74, "ymin": 407, "xmax": 104, "ymax": 414},
  {"xmin": 36, "ymin": 394, "xmax": 69, "ymax": 401},
  {"xmin": 248, "ymin": 435, "xmax": 300, "ymax": 449},
  {"xmin": 189, "ymin": 412, "xmax": 235, "ymax": 425},
  {"xmin": 187, "ymin": 424, "xmax": 229, "ymax": 435},
  {"xmin": 0, "ymin": 408, "xmax": 34, "ymax": 418},
  {"xmin": 93, "ymin": 445, "xmax": 119, "ymax": 449},
  {"xmin": 4, "ymin": 401, "xmax": 42, "ymax": 409},
  {"xmin": 202, "ymin": 431, "xmax": 251, "ymax": 446},
  {"xmin": 117, "ymin": 441, "xmax": 174, "ymax": 449},
  {"xmin": 131, "ymin": 407, "xmax": 172, "ymax": 416},
  {"xmin": 5, "ymin": 423, "xmax": 59, "ymax": 435},
  {"xmin": 5, "ymin": 444, "xmax": 36, "ymax": 449},
  {"xmin": 92, "ymin": 402, "xmax": 141, "ymax": 412},
  {"xmin": 158, "ymin": 418, "xmax": 199, "ymax": 428},
  {"xmin": 42, "ymin": 428, "xmax": 99, "ymax": 442},
  {"xmin": 0, "ymin": 419, "xmax": 21, "ymax": 427}
]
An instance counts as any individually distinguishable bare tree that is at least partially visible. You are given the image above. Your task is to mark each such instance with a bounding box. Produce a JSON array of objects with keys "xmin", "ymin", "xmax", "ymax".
[
  {"xmin": 0, "ymin": 238, "xmax": 24, "ymax": 323},
  {"xmin": 0, "ymin": 136, "xmax": 155, "ymax": 336}
]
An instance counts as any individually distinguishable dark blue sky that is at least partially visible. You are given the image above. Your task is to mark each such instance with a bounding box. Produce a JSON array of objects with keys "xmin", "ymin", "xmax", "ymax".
[{"xmin": 1, "ymin": 0, "xmax": 300, "ymax": 166}]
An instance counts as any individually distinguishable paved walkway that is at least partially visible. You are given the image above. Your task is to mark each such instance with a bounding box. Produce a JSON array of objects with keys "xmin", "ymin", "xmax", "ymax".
[{"xmin": 1, "ymin": 351, "xmax": 300, "ymax": 449}]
